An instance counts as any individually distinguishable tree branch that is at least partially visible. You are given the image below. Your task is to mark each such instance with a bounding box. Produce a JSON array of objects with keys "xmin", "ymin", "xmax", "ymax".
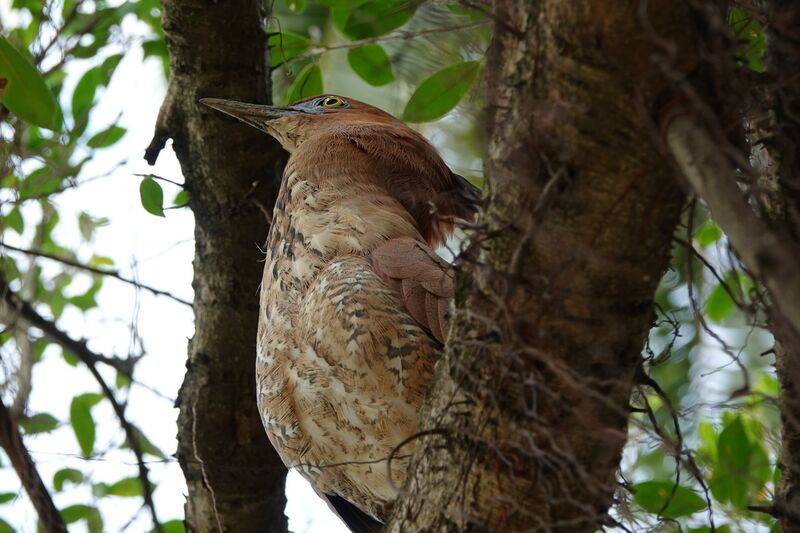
[
  {"xmin": 665, "ymin": 111, "xmax": 800, "ymax": 337},
  {"xmin": 0, "ymin": 241, "xmax": 192, "ymax": 307},
  {"xmin": 0, "ymin": 280, "xmax": 162, "ymax": 533},
  {"xmin": 0, "ymin": 396, "xmax": 66, "ymax": 533}
]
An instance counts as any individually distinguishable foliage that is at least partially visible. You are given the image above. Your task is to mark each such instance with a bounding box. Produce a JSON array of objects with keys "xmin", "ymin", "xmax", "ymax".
[
  {"xmin": 267, "ymin": 1, "xmax": 488, "ymax": 126},
  {"xmin": 0, "ymin": 0, "xmax": 179, "ymax": 530}
]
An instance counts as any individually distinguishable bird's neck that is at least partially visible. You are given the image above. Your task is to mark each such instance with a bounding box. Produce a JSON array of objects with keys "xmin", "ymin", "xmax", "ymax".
[{"xmin": 264, "ymin": 158, "xmax": 422, "ymax": 288}]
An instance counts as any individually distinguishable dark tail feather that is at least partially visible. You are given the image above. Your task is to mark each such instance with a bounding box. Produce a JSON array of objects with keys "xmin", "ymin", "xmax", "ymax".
[
  {"xmin": 450, "ymin": 171, "xmax": 482, "ymax": 219},
  {"xmin": 324, "ymin": 493, "xmax": 383, "ymax": 533}
]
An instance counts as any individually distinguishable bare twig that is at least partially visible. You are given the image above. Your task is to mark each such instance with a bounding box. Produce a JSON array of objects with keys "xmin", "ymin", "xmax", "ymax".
[
  {"xmin": 308, "ymin": 22, "xmax": 486, "ymax": 54},
  {"xmin": 0, "ymin": 241, "xmax": 192, "ymax": 307},
  {"xmin": 132, "ymin": 173, "xmax": 185, "ymax": 188},
  {"xmin": 0, "ymin": 396, "xmax": 67, "ymax": 533},
  {"xmin": 192, "ymin": 395, "xmax": 222, "ymax": 533},
  {"xmin": 270, "ymin": 21, "xmax": 488, "ymax": 68}
]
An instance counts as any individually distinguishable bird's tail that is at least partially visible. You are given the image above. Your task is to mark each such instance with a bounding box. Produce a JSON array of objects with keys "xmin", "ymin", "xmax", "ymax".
[{"xmin": 450, "ymin": 171, "xmax": 482, "ymax": 220}]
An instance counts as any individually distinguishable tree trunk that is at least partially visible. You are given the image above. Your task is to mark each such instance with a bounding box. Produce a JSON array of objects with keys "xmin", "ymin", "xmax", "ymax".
[
  {"xmin": 765, "ymin": 1, "xmax": 800, "ymax": 527},
  {"xmin": 387, "ymin": 2, "xmax": 698, "ymax": 530},
  {"xmin": 148, "ymin": 1, "xmax": 288, "ymax": 531}
]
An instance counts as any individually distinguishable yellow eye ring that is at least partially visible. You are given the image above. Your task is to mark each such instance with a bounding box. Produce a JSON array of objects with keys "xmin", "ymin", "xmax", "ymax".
[{"xmin": 321, "ymin": 96, "xmax": 345, "ymax": 108}]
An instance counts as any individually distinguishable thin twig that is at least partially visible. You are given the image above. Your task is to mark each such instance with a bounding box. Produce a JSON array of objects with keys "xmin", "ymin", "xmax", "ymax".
[
  {"xmin": 271, "ymin": 22, "xmax": 487, "ymax": 67},
  {"xmin": 0, "ymin": 396, "xmax": 67, "ymax": 533},
  {"xmin": 132, "ymin": 173, "xmax": 185, "ymax": 188},
  {"xmin": 192, "ymin": 395, "xmax": 223, "ymax": 533},
  {"xmin": 673, "ymin": 236, "xmax": 749, "ymax": 310},
  {"xmin": 0, "ymin": 241, "xmax": 192, "ymax": 307}
]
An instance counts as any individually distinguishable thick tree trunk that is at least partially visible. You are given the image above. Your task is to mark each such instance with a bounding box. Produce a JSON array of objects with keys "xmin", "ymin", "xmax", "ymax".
[
  {"xmin": 765, "ymin": 1, "xmax": 800, "ymax": 528},
  {"xmin": 148, "ymin": 1, "xmax": 287, "ymax": 531},
  {"xmin": 387, "ymin": 2, "xmax": 697, "ymax": 530}
]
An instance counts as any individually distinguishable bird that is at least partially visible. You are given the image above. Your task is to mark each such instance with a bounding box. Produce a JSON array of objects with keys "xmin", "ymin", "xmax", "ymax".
[{"xmin": 201, "ymin": 94, "xmax": 480, "ymax": 532}]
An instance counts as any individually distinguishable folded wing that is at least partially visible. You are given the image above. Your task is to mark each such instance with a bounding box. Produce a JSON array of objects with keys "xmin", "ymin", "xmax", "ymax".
[{"xmin": 370, "ymin": 237, "xmax": 454, "ymax": 344}]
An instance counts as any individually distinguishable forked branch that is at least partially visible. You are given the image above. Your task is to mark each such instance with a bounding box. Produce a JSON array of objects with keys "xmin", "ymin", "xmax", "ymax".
[{"xmin": 665, "ymin": 111, "xmax": 800, "ymax": 337}]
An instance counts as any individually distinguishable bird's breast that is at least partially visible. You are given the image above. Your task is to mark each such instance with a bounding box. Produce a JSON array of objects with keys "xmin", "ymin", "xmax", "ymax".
[{"xmin": 253, "ymin": 168, "xmax": 438, "ymax": 519}]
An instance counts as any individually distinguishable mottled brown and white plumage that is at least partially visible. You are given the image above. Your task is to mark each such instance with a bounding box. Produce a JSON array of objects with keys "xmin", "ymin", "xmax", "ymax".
[{"xmin": 201, "ymin": 95, "xmax": 479, "ymax": 531}]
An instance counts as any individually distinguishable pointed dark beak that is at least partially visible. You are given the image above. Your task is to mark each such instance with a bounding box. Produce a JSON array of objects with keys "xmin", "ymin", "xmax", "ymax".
[{"xmin": 200, "ymin": 98, "xmax": 301, "ymax": 132}]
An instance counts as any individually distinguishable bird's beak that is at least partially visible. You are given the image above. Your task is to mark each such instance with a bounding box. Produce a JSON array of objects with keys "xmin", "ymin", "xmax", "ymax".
[{"xmin": 200, "ymin": 98, "xmax": 301, "ymax": 132}]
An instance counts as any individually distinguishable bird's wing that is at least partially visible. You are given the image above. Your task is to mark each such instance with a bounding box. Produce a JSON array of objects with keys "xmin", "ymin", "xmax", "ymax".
[{"xmin": 370, "ymin": 237, "xmax": 454, "ymax": 344}]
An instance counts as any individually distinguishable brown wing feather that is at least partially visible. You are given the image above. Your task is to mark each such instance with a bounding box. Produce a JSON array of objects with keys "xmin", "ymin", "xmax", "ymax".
[{"xmin": 370, "ymin": 237, "xmax": 454, "ymax": 344}]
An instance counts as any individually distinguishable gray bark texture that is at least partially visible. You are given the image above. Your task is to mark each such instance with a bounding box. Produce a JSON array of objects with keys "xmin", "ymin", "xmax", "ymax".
[
  {"xmin": 386, "ymin": 1, "xmax": 699, "ymax": 531},
  {"xmin": 147, "ymin": 1, "xmax": 288, "ymax": 531}
]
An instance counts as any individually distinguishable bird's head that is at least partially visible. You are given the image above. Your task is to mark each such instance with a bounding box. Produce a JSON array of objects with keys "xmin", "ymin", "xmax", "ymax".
[
  {"xmin": 201, "ymin": 94, "xmax": 480, "ymax": 246},
  {"xmin": 200, "ymin": 94, "xmax": 401, "ymax": 152}
]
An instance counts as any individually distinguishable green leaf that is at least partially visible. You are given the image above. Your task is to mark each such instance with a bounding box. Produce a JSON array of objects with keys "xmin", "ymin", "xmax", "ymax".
[
  {"xmin": 125, "ymin": 425, "xmax": 167, "ymax": 459},
  {"xmin": 5, "ymin": 207, "xmax": 23, "ymax": 234},
  {"xmin": 347, "ymin": 44, "xmax": 394, "ymax": 86},
  {"xmin": 89, "ymin": 255, "xmax": 115, "ymax": 268},
  {"xmin": 61, "ymin": 504, "xmax": 92, "ymax": 523},
  {"xmin": 705, "ymin": 282, "xmax": 735, "ymax": 322},
  {"xmin": 633, "ymin": 480, "xmax": 707, "ymax": 518},
  {"xmin": 153, "ymin": 519, "xmax": 185, "ymax": 533},
  {"xmin": 71, "ymin": 66, "xmax": 104, "ymax": 123},
  {"xmin": 92, "ymin": 482, "xmax": 110, "ymax": 498},
  {"xmin": 78, "ymin": 212, "xmax": 110, "ymax": 242},
  {"xmin": 284, "ymin": 0, "xmax": 307, "ymax": 13},
  {"xmin": 710, "ymin": 416, "xmax": 751, "ymax": 509},
  {"xmin": 317, "ymin": 0, "xmax": 366, "ymax": 7},
  {"xmin": 53, "ymin": 468, "xmax": 84, "ymax": 491},
  {"xmin": 69, "ymin": 393, "xmax": 103, "ymax": 457},
  {"xmin": 61, "ymin": 504, "xmax": 102, "ymax": 533},
  {"xmin": 285, "ymin": 63, "xmax": 323, "ymax": 104},
  {"xmin": 63, "ymin": 351, "xmax": 79, "ymax": 366},
  {"xmin": 730, "ymin": 7, "xmax": 765, "ymax": 73},
  {"xmin": 0, "ymin": 492, "xmax": 16, "ymax": 504},
  {"xmin": 70, "ymin": 55, "xmax": 122, "ymax": 129},
  {"xmin": 173, "ymin": 190, "xmax": 189, "ymax": 207},
  {"xmin": 87, "ymin": 125, "xmax": 127, "ymax": 148},
  {"xmin": 70, "ymin": 278, "xmax": 102, "ymax": 311},
  {"xmin": 689, "ymin": 527, "xmax": 733, "ymax": 533},
  {"xmin": 141, "ymin": 39, "xmax": 168, "ymax": 59},
  {"xmin": 17, "ymin": 167, "xmax": 65, "ymax": 200},
  {"xmin": 333, "ymin": 0, "xmax": 417, "ymax": 40},
  {"xmin": 19, "ymin": 412, "xmax": 59, "ymax": 434},
  {"xmin": 106, "ymin": 477, "xmax": 144, "ymax": 497},
  {"xmin": 0, "ymin": 36, "xmax": 61, "ymax": 130},
  {"xmin": 140, "ymin": 177, "xmax": 165, "ymax": 217},
  {"xmin": 698, "ymin": 420, "xmax": 718, "ymax": 462},
  {"xmin": 403, "ymin": 61, "xmax": 480, "ymax": 122},
  {"xmin": 267, "ymin": 31, "xmax": 311, "ymax": 68},
  {"xmin": 0, "ymin": 517, "xmax": 13, "ymax": 533},
  {"xmin": 116, "ymin": 371, "xmax": 131, "ymax": 389},
  {"xmin": 695, "ymin": 220, "xmax": 722, "ymax": 247}
]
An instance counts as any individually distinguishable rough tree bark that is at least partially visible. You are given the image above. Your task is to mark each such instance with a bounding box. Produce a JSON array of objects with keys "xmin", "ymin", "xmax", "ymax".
[
  {"xmin": 764, "ymin": 1, "xmax": 800, "ymax": 527},
  {"xmin": 146, "ymin": 1, "xmax": 288, "ymax": 531},
  {"xmin": 387, "ymin": 2, "xmax": 698, "ymax": 530}
]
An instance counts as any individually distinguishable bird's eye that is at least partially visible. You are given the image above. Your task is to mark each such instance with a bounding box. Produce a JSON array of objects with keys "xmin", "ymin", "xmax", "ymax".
[{"xmin": 321, "ymin": 96, "xmax": 345, "ymax": 108}]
